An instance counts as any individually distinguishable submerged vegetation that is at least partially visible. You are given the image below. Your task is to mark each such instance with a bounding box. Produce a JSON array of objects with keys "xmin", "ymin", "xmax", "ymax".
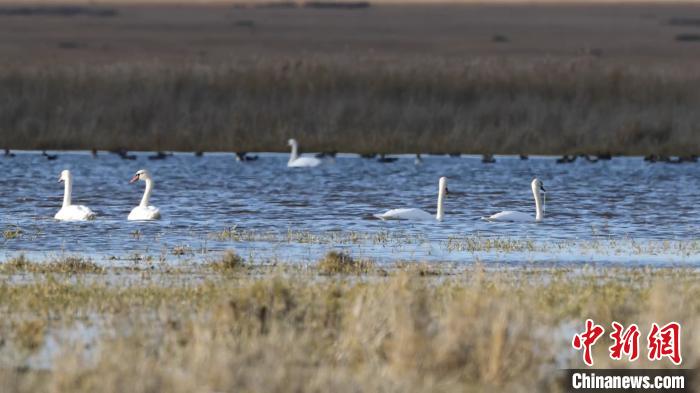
[
  {"xmin": 0, "ymin": 257, "xmax": 698, "ymax": 392},
  {"xmin": 210, "ymin": 227, "xmax": 700, "ymax": 258},
  {"xmin": 212, "ymin": 226, "xmax": 410, "ymax": 245},
  {"xmin": 2, "ymin": 226, "xmax": 21, "ymax": 240}
]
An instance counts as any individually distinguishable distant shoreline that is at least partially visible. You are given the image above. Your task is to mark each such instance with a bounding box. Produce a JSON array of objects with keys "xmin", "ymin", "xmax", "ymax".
[
  {"xmin": 3, "ymin": 59, "xmax": 700, "ymax": 156},
  {"xmin": 2, "ymin": 2, "xmax": 700, "ymax": 155}
]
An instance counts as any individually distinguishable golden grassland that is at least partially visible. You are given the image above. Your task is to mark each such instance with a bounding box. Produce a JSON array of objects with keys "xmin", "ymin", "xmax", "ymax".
[
  {"xmin": 0, "ymin": 252, "xmax": 699, "ymax": 392},
  {"xmin": 2, "ymin": 3, "xmax": 700, "ymax": 154}
]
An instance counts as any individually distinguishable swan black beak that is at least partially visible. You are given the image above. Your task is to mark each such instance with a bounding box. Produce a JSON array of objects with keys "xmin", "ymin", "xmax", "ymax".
[
  {"xmin": 58, "ymin": 178, "xmax": 63, "ymax": 183},
  {"xmin": 541, "ymin": 186, "xmax": 546, "ymax": 192},
  {"xmin": 129, "ymin": 174, "xmax": 139, "ymax": 184}
]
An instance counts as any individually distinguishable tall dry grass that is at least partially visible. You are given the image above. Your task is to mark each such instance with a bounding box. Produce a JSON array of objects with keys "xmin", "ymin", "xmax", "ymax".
[
  {"xmin": 2, "ymin": 58, "xmax": 700, "ymax": 155},
  {"xmin": 0, "ymin": 260, "xmax": 699, "ymax": 392}
]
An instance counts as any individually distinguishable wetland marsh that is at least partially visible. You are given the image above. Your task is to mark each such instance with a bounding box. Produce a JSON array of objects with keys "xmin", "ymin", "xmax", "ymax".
[
  {"xmin": 2, "ymin": 151, "xmax": 699, "ymax": 392},
  {"xmin": 1, "ymin": 257, "xmax": 699, "ymax": 393},
  {"xmin": 3, "ymin": 2, "xmax": 700, "ymax": 391},
  {"xmin": 3, "ymin": 152, "xmax": 700, "ymax": 265}
]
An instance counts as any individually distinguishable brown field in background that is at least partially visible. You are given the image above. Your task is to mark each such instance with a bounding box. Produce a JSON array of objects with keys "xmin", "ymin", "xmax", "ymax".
[{"xmin": 2, "ymin": 2, "xmax": 700, "ymax": 153}]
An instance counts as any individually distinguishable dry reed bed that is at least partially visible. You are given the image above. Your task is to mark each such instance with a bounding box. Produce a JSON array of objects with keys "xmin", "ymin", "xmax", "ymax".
[
  {"xmin": 0, "ymin": 254, "xmax": 699, "ymax": 392},
  {"xmin": 3, "ymin": 58, "xmax": 700, "ymax": 155}
]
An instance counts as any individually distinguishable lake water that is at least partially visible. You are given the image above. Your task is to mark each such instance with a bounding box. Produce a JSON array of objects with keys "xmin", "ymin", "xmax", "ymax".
[{"xmin": 2, "ymin": 151, "xmax": 700, "ymax": 266}]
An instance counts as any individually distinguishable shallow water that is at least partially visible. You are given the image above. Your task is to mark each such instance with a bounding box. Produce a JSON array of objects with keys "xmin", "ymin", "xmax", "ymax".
[{"xmin": 2, "ymin": 151, "xmax": 700, "ymax": 265}]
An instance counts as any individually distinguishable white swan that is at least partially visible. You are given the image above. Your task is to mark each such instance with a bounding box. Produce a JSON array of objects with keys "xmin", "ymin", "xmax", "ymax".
[
  {"xmin": 375, "ymin": 177, "xmax": 448, "ymax": 221},
  {"xmin": 287, "ymin": 139, "xmax": 322, "ymax": 168},
  {"xmin": 55, "ymin": 170, "xmax": 96, "ymax": 221},
  {"xmin": 484, "ymin": 178, "xmax": 546, "ymax": 222},
  {"xmin": 128, "ymin": 169, "xmax": 161, "ymax": 221}
]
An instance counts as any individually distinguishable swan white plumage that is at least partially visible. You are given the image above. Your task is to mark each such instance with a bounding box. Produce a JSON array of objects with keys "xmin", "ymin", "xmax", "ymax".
[
  {"xmin": 287, "ymin": 139, "xmax": 322, "ymax": 168},
  {"xmin": 374, "ymin": 177, "xmax": 448, "ymax": 221},
  {"xmin": 483, "ymin": 178, "xmax": 546, "ymax": 222},
  {"xmin": 128, "ymin": 169, "xmax": 161, "ymax": 221},
  {"xmin": 55, "ymin": 170, "xmax": 96, "ymax": 221}
]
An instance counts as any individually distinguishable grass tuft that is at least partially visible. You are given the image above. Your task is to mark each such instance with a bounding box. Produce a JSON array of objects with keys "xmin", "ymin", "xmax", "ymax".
[
  {"xmin": 208, "ymin": 250, "xmax": 246, "ymax": 272},
  {"xmin": 1, "ymin": 254, "xmax": 32, "ymax": 272},
  {"xmin": 317, "ymin": 251, "xmax": 374, "ymax": 275},
  {"xmin": 50, "ymin": 257, "xmax": 104, "ymax": 274},
  {"xmin": 0, "ymin": 255, "xmax": 103, "ymax": 274}
]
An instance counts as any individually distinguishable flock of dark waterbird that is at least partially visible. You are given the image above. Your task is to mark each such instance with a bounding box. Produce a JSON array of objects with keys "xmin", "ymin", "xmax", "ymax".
[{"xmin": 2, "ymin": 148, "xmax": 698, "ymax": 164}]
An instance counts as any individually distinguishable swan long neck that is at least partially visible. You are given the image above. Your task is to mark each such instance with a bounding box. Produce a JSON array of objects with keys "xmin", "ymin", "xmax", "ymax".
[
  {"xmin": 436, "ymin": 179, "xmax": 446, "ymax": 221},
  {"xmin": 140, "ymin": 178, "xmax": 153, "ymax": 207},
  {"xmin": 62, "ymin": 177, "xmax": 72, "ymax": 208},
  {"xmin": 533, "ymin": 187, "xmax": 544, "ymax": 221},
  {"xmin": 289, "ymin": 142, "xmax": 299, "ymax": 162}
]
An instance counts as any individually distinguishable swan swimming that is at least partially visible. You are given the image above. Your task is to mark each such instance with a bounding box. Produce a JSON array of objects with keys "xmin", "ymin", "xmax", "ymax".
[
  {"xmin": 374, "ymin": 177, "xmax": 448, "ymax": 221},
  {"xmin": 128, "ymin": 169, "xmax": 161, "ymax": 221},
  {"xmin": 55, "ymin": 170, "xmax": 96, "ymax": 221},
  {"xmin": 483, "ymin": 178, "xmax": 546, "ymax": 222},
  {"xmin": 287, "ymin": 139, "xmax": 322, "ymax": 168}
]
